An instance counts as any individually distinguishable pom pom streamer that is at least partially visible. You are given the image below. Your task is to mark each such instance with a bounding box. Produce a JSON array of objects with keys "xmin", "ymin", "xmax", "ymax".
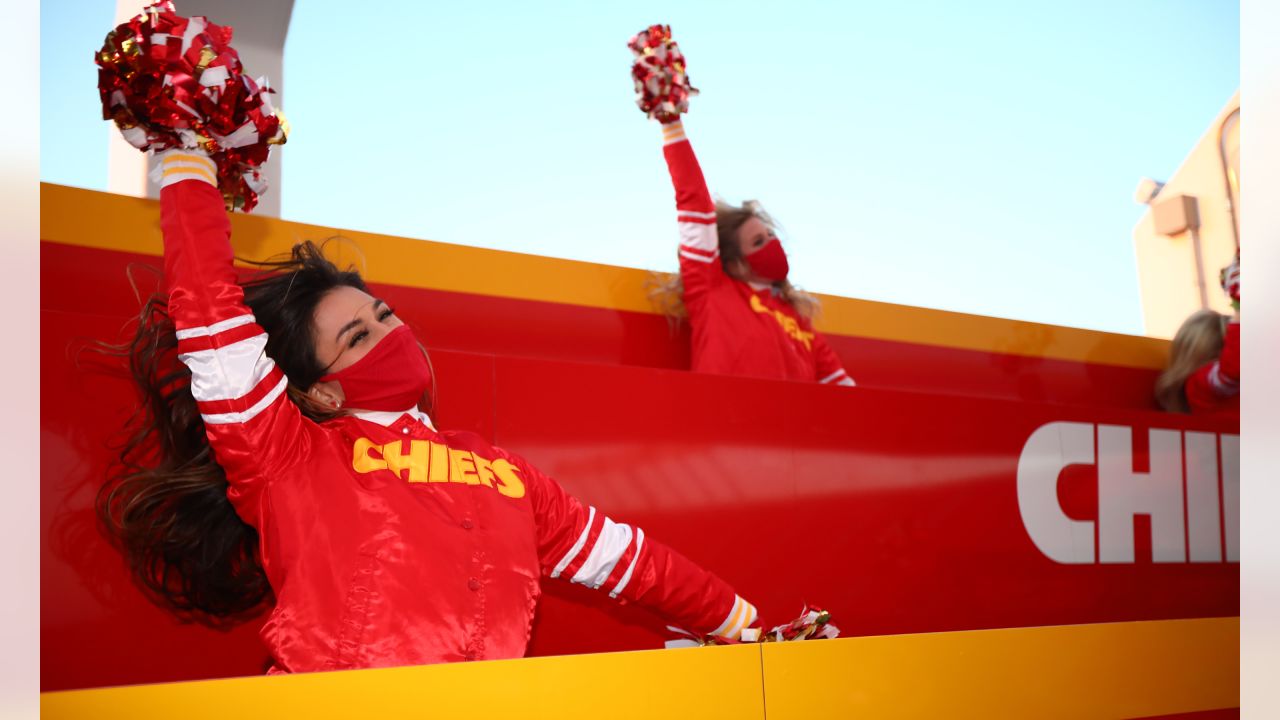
[
  {"xmin": 628, "ymin": 24, "xmax": 698, "ymax": 123},
  {"xmin": 666, "ymin": 605, "xmax": 840, "ymax": 648},
  {"xmin": 96, "ymin": 1, "xmax": 287, "ymax": 212}
]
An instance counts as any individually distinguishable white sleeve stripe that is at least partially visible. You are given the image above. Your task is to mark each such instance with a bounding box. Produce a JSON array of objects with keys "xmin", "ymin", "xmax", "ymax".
[
  {"xmin": 677, "ymin": 210, "xmax": 716, "ymax": 219},
  {"xmin": 819, "ymin": 369, "xmax": 848, "ymax": 384},
  {"xmin": 837, "ymin": 377, "xmax": 857, "ymax": 387},
  {"xmin": 679, "ymin": 251, "xmax": 717, "ymax": 264},
  {"xmin": 570, "ymin": 517, "xmax": 634, "ymax": 589},
  {"xmin": 551, "ymin": 506, "xmax": 596, "ymax": 579},
  {"xmin": 1208, "ymin": 362, "xmax": 1240, "ymax": 394},
  {"xmin": 178, "ymin": 334, "xmax": 276, "ymax": 402},
  {"xmin": 201, "ymin": 375, "xmax": 288, "ymax": 425},
  {"xmin": 608, "ymin": 527, "xmax": 645, "ymax": 598},
  {"xmin": 679, "ymin": 244, "xmax": 716, "ymax": 257},
  {"xmin": 175, "ymin": 314, "xmax": 257, "ymax": 340},
  {"xmin": 678, "ymin": 223, "xmax": 718, "ymax": 252}
]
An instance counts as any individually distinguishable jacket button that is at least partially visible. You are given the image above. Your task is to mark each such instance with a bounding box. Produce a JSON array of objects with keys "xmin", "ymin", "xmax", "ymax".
[
  {"xmin": 402, "ymin": 426, "xmax": 411, "ymax": 435},
  {"xmin": 461, "ymin": 519, "xmax": 474, "ymax": 530},
  {"xmin": 468, "ymin": 578, "xmax": 481, "ymax": 591}
]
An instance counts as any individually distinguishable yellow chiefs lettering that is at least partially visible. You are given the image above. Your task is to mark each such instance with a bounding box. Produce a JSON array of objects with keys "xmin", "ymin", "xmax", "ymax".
[
  {"xmin": 351, "ymin": 438, "xmax": 525, "ymax": 498},
  {"xmin": 749, "ymin": 294, "xmax": 815, "ymax": 350}
]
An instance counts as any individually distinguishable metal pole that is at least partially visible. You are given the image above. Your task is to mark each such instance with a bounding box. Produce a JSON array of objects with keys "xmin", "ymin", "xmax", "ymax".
[
  {"xmin": 1189, "ymin": 225, "xmax": 1209, "ymax": 309},
  {"xmin": 1217, "ymin": 107, "xmax": 1240, "ymax": 249}
]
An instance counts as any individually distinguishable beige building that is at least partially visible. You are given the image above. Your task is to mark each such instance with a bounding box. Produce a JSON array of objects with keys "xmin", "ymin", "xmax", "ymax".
[{"xmin": 1133, "ymin": 91, "xmax": 1239, "ymax": 339}]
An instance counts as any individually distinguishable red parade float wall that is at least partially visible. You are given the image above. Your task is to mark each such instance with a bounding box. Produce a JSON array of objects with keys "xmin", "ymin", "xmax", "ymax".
[{"xmin": 40, "ymin": 184, "xmax": 1238, "ymax": 693}]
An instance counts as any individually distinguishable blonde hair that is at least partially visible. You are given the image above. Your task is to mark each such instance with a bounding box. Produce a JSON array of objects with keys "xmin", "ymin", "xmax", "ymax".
[
  {"xmin": 648, "ymin": 199, "xmax": 819, "ymax": 320},
  {"xmin": 1155, "ymin": 309, "xmax": 1227, "ymax": 412}
]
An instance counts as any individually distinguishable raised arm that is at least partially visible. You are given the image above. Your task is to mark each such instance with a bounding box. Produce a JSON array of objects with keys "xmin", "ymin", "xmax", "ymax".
[
  {"xmin": 159, "ymin": 150, "xmax": 313, "ymax": 515},
  {"xmin": 662, "ymin": 120, "xmax": 726, "ymax": 309},
  {"xmin": 518, "ymin": 450, "xmax": 757, "ymax": 641}
]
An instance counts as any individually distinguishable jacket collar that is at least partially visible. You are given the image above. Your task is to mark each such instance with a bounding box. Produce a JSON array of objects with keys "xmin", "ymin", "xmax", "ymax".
[{"xmin": 351, "ymin": 406, "xmax": 436, "ymax": 431}]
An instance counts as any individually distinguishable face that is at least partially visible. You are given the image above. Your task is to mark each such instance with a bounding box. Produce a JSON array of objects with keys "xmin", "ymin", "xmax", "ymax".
[
  {"xmin": 732, "ymin": 216, "xmax": 778, "ymax": 282},
  {"xmin": 308, "ymin": 285, "xmax": 404, "ymax": 408}
]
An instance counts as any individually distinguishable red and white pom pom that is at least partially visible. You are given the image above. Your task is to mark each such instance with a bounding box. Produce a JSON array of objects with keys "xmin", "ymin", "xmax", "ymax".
[
  {"xmin": 667, "ymin": 605, "xmax": 840, "ymax": 647},
  {"xmin": 765, "ymin": 606, "xmax": 840, "ymax": 642},
  {"xmin": 1220, "ymin": 250, "xmax": 1240, "ymax": 310},
  {"xmin": 96, "ymin": 1, "xmax": 287, "ymax": 212},
  {"xmin": 628, "ymin": 24, "xmax": 698, "ymax": 123}
]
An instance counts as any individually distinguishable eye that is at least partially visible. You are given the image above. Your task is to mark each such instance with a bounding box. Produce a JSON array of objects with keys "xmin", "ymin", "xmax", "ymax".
[
  {"xmin": 378, "ymin": 306, "xmax": 396, "ymax": 322},
  {"xmin": 349, "ymin": 329, "xmax": 369, "ymax": 349}
]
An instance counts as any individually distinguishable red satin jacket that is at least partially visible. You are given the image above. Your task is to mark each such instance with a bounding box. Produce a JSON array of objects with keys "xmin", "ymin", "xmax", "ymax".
[
  {"xmin": 660, "ymin": 120, "xmax": 855, "ymax": 387},
  {"xmin": 158, "ymin": 151, "xmax": 757, "ymax": 673},
  {"xmin": 1186, "ymin": 319, "xmax": 1239, "ymax": 420}
]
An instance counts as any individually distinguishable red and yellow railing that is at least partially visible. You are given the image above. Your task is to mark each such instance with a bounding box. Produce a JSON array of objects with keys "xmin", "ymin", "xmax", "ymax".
[{"xmin": 41, "ymin": 182, "xmax": 1171, "ymax": 410}]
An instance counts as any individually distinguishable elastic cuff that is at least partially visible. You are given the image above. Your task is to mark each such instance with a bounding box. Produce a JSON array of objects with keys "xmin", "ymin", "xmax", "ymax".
[
  {"xmin": 710, "ymin": 594, "xmax": 758, "ymax": 640},
  {"xmin": 661, "ymin": 119, "xmax": 686, "ymax": 146},
  {"xmin": 150, "ymin": 149, "xmax": 218, "ymax": 189}
]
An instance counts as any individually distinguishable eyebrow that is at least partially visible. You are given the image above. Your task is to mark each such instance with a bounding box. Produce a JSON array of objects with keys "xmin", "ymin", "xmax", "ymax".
[{"xmin": 335, "ymin": 299, "xmax": 386, "ymax": 343}]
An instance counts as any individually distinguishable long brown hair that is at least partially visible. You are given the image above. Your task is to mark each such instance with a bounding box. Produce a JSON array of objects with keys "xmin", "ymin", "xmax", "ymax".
[
  {"xmin": 648, "ymin": 199, "xmax": 819, "ymax": 320},
  {"xmin": 95, "ymin": 240, "xmax": 367, "ymax": 624},
  {"xmin": 1155, "ymin": 309, "xmax": 1227, "ymax": 412}
]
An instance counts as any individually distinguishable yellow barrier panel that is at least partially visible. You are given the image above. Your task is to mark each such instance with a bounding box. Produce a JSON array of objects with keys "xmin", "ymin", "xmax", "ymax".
[
  {"xmin": 762, "ymin": 617, "xmax": 1238, "ymax": 719},
  {"xmin": 40, "ymin": 183, "xmax": 1170, "ymax": 369},
  {"xmin": 41, "ymin": 643, "xmax": 765, "ymax": 720},
  {"xmin": 42, "ymin": 618, "xmax": 1235, "ymax": 719}
]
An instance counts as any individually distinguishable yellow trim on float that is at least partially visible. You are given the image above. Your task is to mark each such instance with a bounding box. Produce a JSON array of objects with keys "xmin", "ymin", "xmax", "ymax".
[
  {"xmin": 762, "ymin": 617, "xmax": 1239, "ymax": 720},
  {"xmin": 40, "ymin": 618, "xmax": 1237, "ymax": 719},
  {"xmin": 40, "ymin": 183, "xmax": 1170, "ymax": 370},
  {"xmin": 41, "ymin": 643, "xmax": 766, "ymax": 720}
]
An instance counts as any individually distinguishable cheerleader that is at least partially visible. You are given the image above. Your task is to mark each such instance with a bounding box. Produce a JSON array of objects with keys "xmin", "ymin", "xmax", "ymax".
[
  {"xmin": 95, "ymin": 7, "xmax": 758, "ymax": 674},
  {"xmin": 1155, "ymin": 253, "xmax": 1240, "ymax": 419},
  {"xmin": 100, "ymin": 154, "xmax": 765, "ymax": 673},
  {"xmin": 634, "ymin": 28, "xmax": 856, "ymax": 386}
]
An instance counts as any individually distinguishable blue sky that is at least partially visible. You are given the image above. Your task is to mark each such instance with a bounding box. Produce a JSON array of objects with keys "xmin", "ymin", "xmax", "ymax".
[{"xmin": 42, "ymin": 1, "xmax": 1239, "ymax": 335}]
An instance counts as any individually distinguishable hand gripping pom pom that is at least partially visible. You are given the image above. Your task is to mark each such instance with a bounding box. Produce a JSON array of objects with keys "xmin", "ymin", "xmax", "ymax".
[
  {"xmin": 96, "ymin": 1, "xmax": 288, "ymax": 212},
  {"xmin": 1219, "ymin": 250, "xmax": 1240, "ymax": 310},
  {"xmin": 627, "ymin": 24, "xmax": 698, "ymax": 123},
  {"xmin": 670, "ymin": 605, "xmax": 840, "ymax": 647}
]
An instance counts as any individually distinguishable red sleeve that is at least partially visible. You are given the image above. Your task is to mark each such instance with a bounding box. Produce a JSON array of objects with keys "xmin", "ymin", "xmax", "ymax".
[
  {"xmin": 1184, "ymin": 320, "xmax": 1240, "ymax": 411},
  {"xmin": 515, "ymin": 451, "xmax": 757, "ymax": 640},
  {"xmin": 159, "ymin": 150, "xmax": 315, "ymax": 518},
  {"xmin": 1219, "ymin": 320, "xmax": 1239, "ymax": 381},
  {"xmin": 661, "ymin": 120, "xmax": 726, "ymax": 313},
  {"xmin": 812, "ymin": 332, "xmax": 856, "ymax": 387}
]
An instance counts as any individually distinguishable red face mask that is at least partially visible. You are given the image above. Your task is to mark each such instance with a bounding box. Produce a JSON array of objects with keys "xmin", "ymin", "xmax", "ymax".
[
  {"xmin": 318, "ymin": 325, "xmax": 434, "ymax": 413},
  {"xmin": 745, "ymin": 237, "xmax": 789, "ymax": 282}
]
